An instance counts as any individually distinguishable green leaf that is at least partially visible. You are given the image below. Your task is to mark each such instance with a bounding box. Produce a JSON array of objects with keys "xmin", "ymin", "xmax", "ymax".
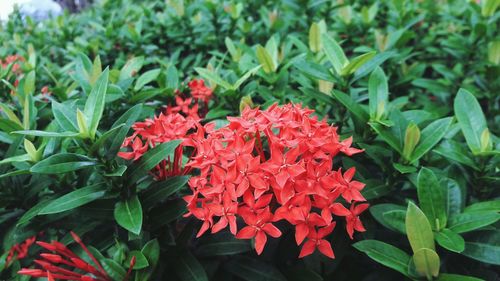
[
  {"xmin": 141, "ymin": 176, "xmax": 189, "ymax": 209},
  {"xmin": 134, "ymin": 69, "xmax": 160, "ymax": 91},
  {"xmin": 52, "ymin": 101, "xmax": 78, "ymax": 132},
  {"xmin": 194, "ymin": 67, "xmax": 232, "ymax": 90},
  {"xmin": 136, "ymin": 239, "xmax": 160, "ymax": 281},
  {"xmin": 175, "ymin": 251, "xmax": 209, "ymax": 281},
  {"xmin": 12, "ymin": 130, "xmax": 79, "ymax": 138},
  {"xmin": 370, "ymin": 203, "xmax": 406, "ymax": 231},
  {"xmin": 16, "ymin": 200, "xmax": 51, "ymax": 226},
  {"xmin": 417, "ymin": 168, "xmax": 447, "ymax": 230},
  {"xmin": 0, "ymin": 154, "xmax": 31, "ymax": 165},
  {"xmin": 224, "ymin": 256, "xmax": 287, "ymax": 281},
  {"xmin": 114, "ymin": 195, "xmax": 143, "ymax": 235},
  {"xmin": 84, "ymin": 68, "xmax": 109, "ymax": 139},
  {"xmin": 464, "ymin": 201, "xmax": 500, "ymax": 213},
  {"xmin": 382, "ymin": 210, "xmax": 407, "ymax": 234},
  {"xmin": 128, "ymin": 140, "xmax": 181, "ymax": 183},
  {"xmin": 482, "ymin": 0, "xmax": 500, "ymax": 17},
  {"xmin": 102, "ymin": 258, "xmax": 126, "ymax": 281},
  {"xmin": 126, "ymin": 250, "xmax": 149, "ymax": 269},
  {"xmin": 23, "ymin": 70, "xmax": 36, "ymax": 96},
  {"xmin": 309, "ymin": 22, "xmax": 321, "ymax": 53},
  {"xmin": 331, "ymin": 90, "xmax": 369, "ymax": 122},
  {"xmin": 322, "ymin": 33, "xmax": 348, "ymax": 75},
  {"xmin": 0, "ymin": 118, "xmax": 23, "ymax": 132},
  {"xmin": 434, "ymin": 229, "xmax": 465, "ymax": 253},
  {"xmin": 232, "ymin": 65, "xmax": 262, "ymax": 90},
  {"xmin": 402, "ymin": 122, "xmax": 420, "ymax": 161},
  {"xmin": 412, "ymin": 248, "xmax": 440, "ymax": 279},
  {"xmin": 119, "ymin": 56, "xmax": 144, "ymax": 81},
  {"xmin": 107, "ymin": 104, "xmax": 143, "ymax": 159},
  {"xmin": 341, "ymin": 51, "xmax": 376, "ymax": 76},
  {"xmin": 0, "ymin": 102, "xmax": 22, "ymax": 126},
  {"xmin": 435, "ymin": 273, "xmax": 484, "ymax": 281},
  {"xmin": 454, "ymin": 89, "xmax": 489, "ymax": 155},
  {"xmin": 353, "ymin": 50, "xmax": 397, "ymax": 81},
  {"xmin": 369, "ymin": 122, "xmax": 402, "ymax": 153},
  {"xmin": 462, "ymin": 230, "xmax": 500, "ymax": 265},
  {"xmin": 354, "ymin": 240, "xmax": 410, "ymax": 276},
  {"xmin": 368, "ymin": 67, "xmax": 388, "ymax": 120},
  {"xmin": 411, "ymin": 117, "xmax": 453, "ymax": 163},
  {"xmin": 406, "ymin": 202, "xmax": 435, "ymax": 252},
  {"xmin": 39, "ymin": 183, "xmax": 106, "ymax": 215},
  {"xmin": 30, "ymin": 153, "xmax": 96, "ymax": 174},
  {"xmin": 448, "ymin": 212, "xmax": 499, "ymax": 233},
  {"xmin": 434, "ymin": 140, "xmax": 478, "ymax": 170},
  {"xmin": 166, "ymin": 65, "xmax": 179, "ymax": 89},
  {"xmin": 256, "ymin": 44, "xmax": 276, "ymax": 73}
]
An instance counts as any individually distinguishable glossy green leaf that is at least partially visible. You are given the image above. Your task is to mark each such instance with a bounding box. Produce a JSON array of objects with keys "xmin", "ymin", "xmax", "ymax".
[
  {"xmin": 102, "ymin": 258, "xmax": 126, "ymax": 281},
  {"xmin": 417, "ymin": 168, "xmax": 447, "ymax": 230},
  {"xmin": 84, "ymin": 67, "xmax": 109, "ymax": 139},
  {"xmin": 194, "ymin": 67, "xmax": 232, "ymax": 90},
  {"xmin": 114, "ymin": 195, "xmax": 143, "ymax": 235},
  {"xmin": 107, "ymin": 104, "xmax": 143, "ymax": 159},
  {"xmin": 448, "ymin": 212, "xmax": 499, "ymax": 233},
  {"xmin": 141, "ymin": 176, "xmax": 189, "ymax": 209},
  {"xmin": 39, "ymin": 183, "xmax": 106, "ymax": 215},
  {"xmin": 340, "ymin": 51, "xmax": 376, "ymax": 76},
  {"xmin": 134, "ymin": 68, "xmax": 160, "ymax": 91},
  {"xmin": 12, "ymin": 130, "xmax": 79, "ymax": 138},
  {"xmin": 0, "ymin": 154, "xmax": 31, "ymax": 165},
  {"xmin": 382, "ymin": 210, "xmax": 407, "ymax": 234},
  {"xmin": 368, "ymin": 67, "xmax": 388, "ymax": 120},
  {"xmin": 16, "ymin": 200, "xmax": 51, "ymax": 226},
  {"xmin": 434, "ymin": 140, "xmax": 478, "ymax": 170},
  {"xmin": 126, "ymin": 250, "xmax": 149, "ymax": 269},
  {"xmin": 435, "ymin": 228, "xmax": 465, "ymax": 253},
  {"xmin": 322, "ymin": 33, "xmax": 348, "ymax": 75},
  {"xmin": 454, "ymin": 89, "xmax": 489, "ymax": 154},
  {"xmin": 30, "ymin": 153, "xmax": 96, "ymax": 174},
  {"xmin": 136, "ymin": 239, "xmax": 160, "ymax": 281},
  {"xmin": 406, "ymin": 202, "xmax": 435, "ymax": 252},
  {"xmin": 331, "ymin": 90, "xmax": 369, "ymax": 122},
  {"xmin": 411, "ymin": 117, "xmax": 453, "ymax": 163},
  {"xmin": 353, "ymin": 240, "xmax": 410, "ymax": 276},
  {"xmin": 464, "ymin": 201, "xmax": 500, "ymax": 213},
  {"xmin": 119, "ymin": 56, "xmax": 144, "ymax": 80},
  {"xmin": 52, "ymin": 101, "xmax": 78, "ymax": 132},
  {"xmin": 462, "ymin": 230, "xmax": 500, "ymax": 265}
]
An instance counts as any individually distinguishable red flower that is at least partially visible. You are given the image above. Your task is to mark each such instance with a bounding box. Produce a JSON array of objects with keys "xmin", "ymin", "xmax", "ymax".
[
  {"xmin": 184, "ymin": 103, "xmax": 367, "ymax": 258},
  {"xmin": 331, "ymin": 203, "xmax": 369, "ymax": 239},
  {"xmin": 5, "ymin": 234, "xmax": 38, "ymax": 267},
  {"xmin": 188, "ymin": 79, "xmax": 213, "ymax": 103},
  {"xmin": 236, "ymin": 207, "xmax": 282, "ymax": 255},
  {"xmin": 299, "ymin": 223, "xmax": 336, "ymax": 258}
]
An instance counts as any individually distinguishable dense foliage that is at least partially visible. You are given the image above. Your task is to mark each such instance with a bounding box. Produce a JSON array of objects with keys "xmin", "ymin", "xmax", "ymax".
[{"xmin": 0, "ymin": 0, "xmax": 499, "ymax": 280}]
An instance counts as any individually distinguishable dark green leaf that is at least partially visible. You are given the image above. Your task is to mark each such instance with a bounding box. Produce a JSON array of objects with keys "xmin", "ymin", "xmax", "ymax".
[
  {"xmin": 30, "ymin": 153, "xmax": 96, "ymax": 174},
  {"xmin": 224, "ymin": 256, "xmax": 287, "ymax": 281},
  {"xmin": 175, "ymin": 251, "xmax": 209, "ymax": 281},
  {"xmin": 353, "ymin": 240, "xmax": 410, "ymax": 276},
  {"xmin": 39, "ymin": 183, "xmax": 106, "ymax": 215},
  {"xmin": 435, "ymin": 229, "xmax": 465, "ymax": 253},
  {"xmin": 128, "ymin": 140, "xmax": 181, "ymax": 183},
  {"xmin": 114, "ymin": 195, "xmax": 143, "ymax": 235},
  {"xmin": 448, "ymin": 212, "xmax": 499, "ymax": 233},
  {"xmin": 141, "ymin": 176, "xmax": 189, "ymax": 209},
  {"xmin": 417, "ymin": 167, "xmax": 447, "ymax": 230}
]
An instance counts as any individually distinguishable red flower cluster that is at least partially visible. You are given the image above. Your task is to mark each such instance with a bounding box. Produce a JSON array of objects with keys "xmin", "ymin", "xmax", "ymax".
[
  {"xmin": 184, "ymin": 103, "xmax": 368, "ymax": 258},
  {"xmin": 18, "ymin": 231, "xmax": 135, "ymax": 281},
  {"xmin": 5, "ymin": 234, "xmax": 38, "ymax": 267},
  {"xmin": 118, "ymin": 79, "xmax": 213, "ymax": 180},
  {"xmin": 0, "ymin": 55, "xmax": 24, "ymax": 73}
]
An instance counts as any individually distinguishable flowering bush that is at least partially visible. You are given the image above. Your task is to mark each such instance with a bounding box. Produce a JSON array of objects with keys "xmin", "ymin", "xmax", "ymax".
[{"xmin": 185, "ymin": 104, "xmax": 367, "ymax": 257}]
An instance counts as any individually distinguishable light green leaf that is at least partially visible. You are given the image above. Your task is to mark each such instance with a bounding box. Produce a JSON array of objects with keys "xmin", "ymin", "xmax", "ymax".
[
  {"xmin": 119, "ymin": 56, "xmax": 144, "ymax": 80},
  {"xmin": 12, "ymin": 130, "xmax": 79, "ymax": 138},
  {"xmin": 406, "ymin": 202, "xmax": 435, "ymax": 252},
  {"xmin": 412, "ymin": 248, "xmax": 440, "ymax": 279},
  {"xmin": 256, "ymin": 44, "xmax": 276, "ymax": 73},
  {"xmin": 194, "ymin": 67, "xmax": 232, "ymax": 90},
  {"xmin": 368, "ymin": 67, "xmax": 388, "ymax": 120}
]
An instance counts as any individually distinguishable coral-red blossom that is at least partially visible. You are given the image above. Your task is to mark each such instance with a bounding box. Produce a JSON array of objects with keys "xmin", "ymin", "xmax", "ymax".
[{"xmin": 184, "ymin": 103, "xmax": 368, "ymax": 258}]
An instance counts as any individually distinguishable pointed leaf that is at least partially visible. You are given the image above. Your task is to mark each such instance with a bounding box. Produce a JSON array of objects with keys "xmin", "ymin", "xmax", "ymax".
[
  {"xmin": 39, "ymin": 183, "xmax": 106, "ymax": 215},
  {"xmin": 353, "ymin": 240, "xmax": 410, "ymax": 276},
  {"xmin": 114, "ymin": 195, "xmax": 143, "ymax": 235}
]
